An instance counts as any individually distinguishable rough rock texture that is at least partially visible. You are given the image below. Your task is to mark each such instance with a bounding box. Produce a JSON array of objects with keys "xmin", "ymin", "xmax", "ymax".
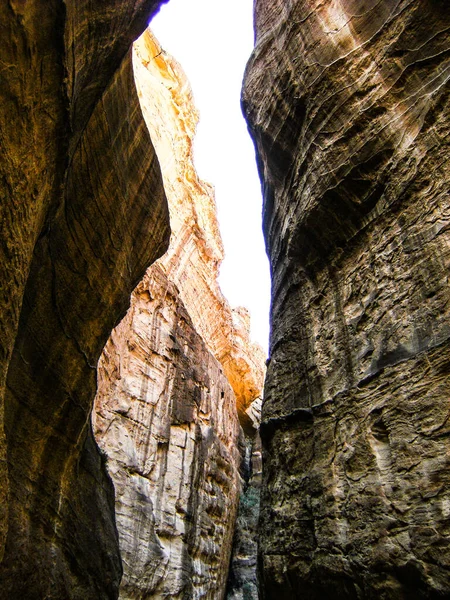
[
  {"xmin": 133, "ymin": 32, "xmax": 266, "ymax": 416},
  {"xmin": 94, "ymin": 266, "xmax": 243, "ymax": 599},
  {"xmin": 93, "ymin": 30, "xmax": 266, "ymax": 599},
  {"xmin": 243, "ymin": 1, "xmax": 450, "ymax": 598},
  {"xmin": 0, "ymin": 2, "xmax": 169, "ymax": 598}
]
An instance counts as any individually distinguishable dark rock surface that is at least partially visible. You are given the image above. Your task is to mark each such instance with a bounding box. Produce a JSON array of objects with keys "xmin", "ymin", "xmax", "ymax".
[
  {"xmin": 0, "ymin": 2, "xmax": 169, "ymax": 598},
  {"xmin": 243, "ymin": 1, "xmax": 450, "ymax": 598},
  {"xmin": 226, "ymin": 430, "xmax": 262, "ymax": 600}
]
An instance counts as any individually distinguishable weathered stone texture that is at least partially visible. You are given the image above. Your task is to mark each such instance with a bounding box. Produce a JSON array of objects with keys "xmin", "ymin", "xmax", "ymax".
[
  {"xmin": 94, "ymin": 266, "xmax": 242, "ymax": 599},
  {"xmin": 133, "ymin": 32, "xmax": 266, "ymax": 415},
  {"xmin": 226, "ymin": 417, "xmax": 262, "ymax": 600},
  {"xmin": 0, "ymin": 2, "xmax": 169, "ymax": 598},
  {"xmin": 243, "ymin": 1, "xmax": 450, "ymax": 598}
]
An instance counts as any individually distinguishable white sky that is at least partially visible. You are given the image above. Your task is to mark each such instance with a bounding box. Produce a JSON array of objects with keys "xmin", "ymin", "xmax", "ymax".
[{"xmin": 151, "ymin": 0, "xmax": 271, "ymax": 354}]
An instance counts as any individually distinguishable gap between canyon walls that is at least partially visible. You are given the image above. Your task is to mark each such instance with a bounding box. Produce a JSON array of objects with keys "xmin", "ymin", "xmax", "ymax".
[
  {"xmin": 0, "ymin": 0, "xmax": 266, "ymax": 596},
  {"xmin": 93, "ymin": 29, "xmax": 266, "ymax": 600},
  {"xmin": 2, "ymin": 1, "xmax": 448, "ymax": 599}
]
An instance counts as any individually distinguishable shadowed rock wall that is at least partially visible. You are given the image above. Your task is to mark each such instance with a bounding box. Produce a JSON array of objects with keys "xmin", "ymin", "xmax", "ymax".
[
  {"xmin": 226, "ymin": 414, "xmax": 262, "ymax": 600},
  {"xmin": 243, "ymin": 1, "xmax": 450, "ymax": 598},
  {"xmin": 0, "ymin": 2, "xmax": 169, "ymax": 598}
]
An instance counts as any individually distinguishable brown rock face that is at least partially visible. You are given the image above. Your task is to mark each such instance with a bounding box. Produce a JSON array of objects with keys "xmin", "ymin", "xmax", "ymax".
[
  {"xmin": 93, "ymin": 30, "xmax": 265, "ymax": 599},
  {"xmin": 0, "ymin": 2, "xmax": 169, "ymax": 598},
  {"xmin": 243, "ymin": 1, "xmax": 450, "ymax": 598}
]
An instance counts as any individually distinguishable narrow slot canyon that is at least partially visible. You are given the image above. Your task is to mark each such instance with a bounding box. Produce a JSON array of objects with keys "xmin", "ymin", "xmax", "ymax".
[
  {"xmin": 0, "ymin": 2, "xmax": 449, "ymax": 600},
  {"xmin": 93, "ymin": 26, "xmax": 266, "ymax": 599}
]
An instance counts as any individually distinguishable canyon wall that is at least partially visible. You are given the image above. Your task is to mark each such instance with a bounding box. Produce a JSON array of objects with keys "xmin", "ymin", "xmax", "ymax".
[
  {"xmin": 133, "ymin": 32, "xmax": 266, "ymax": 415},
  {"xmin": 94, "ymin": 31, "xmax": 265, "ymax": 599},
  {"xmin": 94, "ymin": 265, "xmax": 243, "ymax": 599},
  {"xmin": 243, "ymin": 1, "xmax": 450, "ymax": 598},
  {"xmin": 0, "ymin": 2, "xmax": 170, "ymax": 598}
]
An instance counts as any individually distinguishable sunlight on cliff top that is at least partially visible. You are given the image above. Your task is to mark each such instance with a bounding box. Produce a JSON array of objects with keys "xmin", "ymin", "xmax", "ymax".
[{"xmin": 151, "ymin": 0, "xmax": 270, "ymax": 354}]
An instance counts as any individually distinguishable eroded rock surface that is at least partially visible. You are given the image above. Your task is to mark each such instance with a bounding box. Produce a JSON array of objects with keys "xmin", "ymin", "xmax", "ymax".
[
  {"xmin": 0, "ymin": 2, "xmax": 169, "ymax": 598},
  {"xmin": 226, "ymin": 404, "xmax": 262, "ymax": 600},
  {"xmin": 95, "ymin": 266, "xmax": 242, "ymax": 599},
  {"xmin": 133, "ymin": 31, "xmax": 266, "ymax": 416},
  {"xmin": 94, "ymin": 30, "xmax": 266, "ymax": 599},
  {"xmin": 243, "ymin": 1, "xmax": 450, "ymax": 598}
]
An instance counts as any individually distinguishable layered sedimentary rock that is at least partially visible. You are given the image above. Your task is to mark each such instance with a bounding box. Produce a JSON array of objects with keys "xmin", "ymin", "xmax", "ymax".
[
  {"xmin": 0, "ymin": 2, "xmax": 169, "ymax": 598},
  {"xmin": 94, "ymin": 266, "xmax": 243, "ymax": 599},
  {"xmin": 243, "ymin": 1, "xmax": 450, "ymax": 598},
  {"xmin": 94, "ymin": 31, "xmax": 265, "ymax": 599},
  {"xmin": 133, "ymin": 32, "xmax": 266, "ymax": 415}
]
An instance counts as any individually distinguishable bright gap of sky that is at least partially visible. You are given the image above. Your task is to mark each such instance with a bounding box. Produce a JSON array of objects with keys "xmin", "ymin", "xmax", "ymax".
[{"xmin": 151, "ymin": 0, "xmax": 271, "ymax": 354}]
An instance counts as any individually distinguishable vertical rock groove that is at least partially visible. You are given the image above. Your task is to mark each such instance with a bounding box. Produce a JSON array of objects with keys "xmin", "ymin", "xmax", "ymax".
[{"xmin": 243, "ymin": 0, "xmax": 450, "ymax": 597}]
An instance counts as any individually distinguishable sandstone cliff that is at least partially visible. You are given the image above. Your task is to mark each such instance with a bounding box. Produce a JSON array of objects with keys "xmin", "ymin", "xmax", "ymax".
[
  {"xmin": 133, "ymin": 32, "xmax": 266, "ymax": 416},
  {"xmin": 94, "ymin": 30, "xmax": 265, "ymax": 599},
  {"xmin": 0, "ymin": 2, "xmax": 170, "ymax": 598},
  {"xmin": 243, "ymin": 1, "xmax": 450, "ymax": 598},
  {"xmin": 94, "ymin": 266, "xmax": 242, "ymax": 599}
]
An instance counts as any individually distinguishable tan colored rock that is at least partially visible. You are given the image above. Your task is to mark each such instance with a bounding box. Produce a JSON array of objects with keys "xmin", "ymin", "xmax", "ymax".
[
  {"xmin": 95, "ymin": 266, "xmax": 242, "ymax": 599},
  {"xmin": 94, "ymin": 29, "xmax": 266, "ymax": 599},
  {"xmin": 133, "ymin": 31, "xmax": 266, "ymax": 415},
  {"xmin": 243, "ymin": 1, "xmax": 450, "ymax": 597}
]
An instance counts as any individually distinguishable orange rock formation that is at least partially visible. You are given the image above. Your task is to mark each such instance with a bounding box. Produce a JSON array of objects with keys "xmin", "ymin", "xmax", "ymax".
[{"xmin": 133, "ymin": 30, "xmax": 266, "ymax": 414}]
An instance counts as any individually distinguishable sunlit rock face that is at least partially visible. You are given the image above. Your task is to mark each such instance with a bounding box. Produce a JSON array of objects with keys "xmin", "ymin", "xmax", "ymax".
[
  {"xmin": 94, "ymin": 30, "xmax": 266, "ymax": 599},
  {"xmin": 0, "ymin": 2, "xmax": 170, "ymax": 598},
  {"xmin": 243, "ymin": 1, "xmax": 450, "ymax": 598},
  {"xmin": 132, "ymin": 31, "xmax": 266, "ymax": 416},
  {"xmin": 95, "ymin": 266, "xmax": 242, "ymax": 599}
]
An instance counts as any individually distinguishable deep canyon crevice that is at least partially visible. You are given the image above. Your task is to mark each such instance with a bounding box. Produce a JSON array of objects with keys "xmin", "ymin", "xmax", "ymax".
[
  {"xmin": 93, "ymin": 31, "xmax": 265, "ymax": 599},
  {"xmin": 1, "ymin": 1, "xmax": 449, "ymax": 599}
]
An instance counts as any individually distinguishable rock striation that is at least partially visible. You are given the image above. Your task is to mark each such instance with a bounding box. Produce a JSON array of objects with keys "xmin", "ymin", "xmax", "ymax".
[
  {"xmin": 133, "ymin": 32, "xmax": 266, "ymax": 416},
  {"xmin": 94, "ymin": 30, "xmax": 265, "ymax": 599},
  {"xmin": 0, "ymin": 2, "xmax": 170, "ymax": 598},
  {"xmin": 243, "ymin": 1, "xmax": 450, "ymax": 598},
  {"xmin": 94, "ymin": 265, "xmax": 243, "ymax": 599}
]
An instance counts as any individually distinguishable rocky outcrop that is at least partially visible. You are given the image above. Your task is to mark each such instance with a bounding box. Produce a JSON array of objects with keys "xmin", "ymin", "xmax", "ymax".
[
  {"xmin": 243, "ymin": 1, "xmax": 450, "ymax": 598},
  {"xmin": 226, "ymin": 401, "xmax": 262, "ymax": 600},
  {"xmin": 94, "ymin": 30, "xmax": 265, "ymax": 599},
  {"xmin": 0, "ymin": 2, "xmax": 169, "ymax": 598}
]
